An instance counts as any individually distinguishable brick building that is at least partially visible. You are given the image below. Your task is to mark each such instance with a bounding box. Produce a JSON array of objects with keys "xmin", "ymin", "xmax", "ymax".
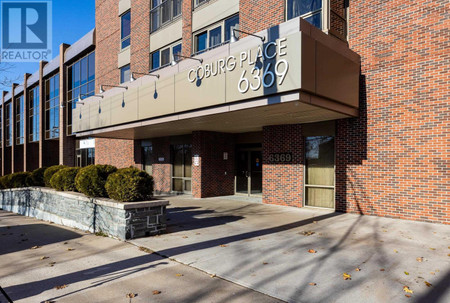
[{"xmin": 1, "ymin": 0, "xmax": 448, "ymax": 224}]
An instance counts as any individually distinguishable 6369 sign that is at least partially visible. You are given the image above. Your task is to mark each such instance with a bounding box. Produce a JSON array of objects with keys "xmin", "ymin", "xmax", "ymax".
[{"xmin": 268, "ymin": 153, "xmax": 292, "ymax": 163}]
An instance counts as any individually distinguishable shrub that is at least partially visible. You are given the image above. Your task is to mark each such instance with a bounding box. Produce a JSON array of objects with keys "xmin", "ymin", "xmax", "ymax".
[
  {"xmin": 105, "ymin": 167, "xmax": 153, "ymax": 202},
  {"xmin": 75, "ymin": 165, "xmax": 117, "ymax": 197},
  {"xmin": 4, "ymin": 172, "xmax": 32, "ymax": 188},
  {"xmin": 50, "ymin": 167, "xmax": 80, "ymax": 191},
  {"xmin": 44, "ymin": 165, "xmax": 67, "ymax": 187},
  {"xmin": 0, "ymin": 176, "xmax": 8, "ymax": 189},
  {"xmin": 30, "ymin": 167, "xmax": 47, "ymax": 187}
]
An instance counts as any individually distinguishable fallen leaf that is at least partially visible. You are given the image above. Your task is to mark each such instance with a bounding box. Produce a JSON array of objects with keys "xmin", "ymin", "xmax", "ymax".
[
  {"xmin": 313, "ymin": 221, "xmax": 318, "ymax": 224},
  {"xmin": 63, "ymin": 242, "xmax": 68, "ymax": 245},
  {"xmin": 405, "ymin": 294, "xmax": 411, "ymax": 298},
  {"xmin": 382, "ymin": 229, "xmax": 388, "ymax": 232},
  {"xmin": 40, "ymin": 256, "xmax": 49, "ymax": 260},
  {"xmin": 301, "ymin": 231, "xmax": 315, "ymax": 236},
  {"xmin": 126, "ymin": 293, "xmax": 136, "ymax": 298},
  {"xmin": 404, "ymin": 271, "xmax": 409, "ymax": 275},
  {"xmin": 30, "ymin": 246, "xmax": 41, "ymax": 250},
  {"xmin": 308, "ymin": 249, "xmax": 317, "ymax": 254},
  {"xmin": 424, "ymin": 281, "xmax": 432, "ymax": 287},
  {"xmin": 49, "ymin": 262, "xmax": 56, "ymax": 265},
  {"xmin": 355, "ymin": 267, "xmax": 361, "ymax": 272},
  {"xmin": 430, "ymin": 272, "xmax": 435, "ymax": 275},
  {"xmin": 429, "ymin": 248, "xmax": 436, "ymax": 250},
  {"xmin": 416, "ymin": 257, "xmax": 423, "ymax": 262},
  {"xmin": 210, "ymin": 274, "xmax": 216, "ymax": 278},
  {"xmin": 220, "ymin": 244, "xmax": 228, "ymax": 247},
  {"xmin": 152, "ymin": 290, "xmax": 161, "ymax": 295},
  {"xmin": 175, "ymin": 274, "xmax": 183, "ymax": 277},
  {"xmin": 343, "ymin": 272, "xmax": 351, "ymax": 280},
  {"xmin": 263, "ymin": 262, "xmax": 268, "ymax": 265},
  {"xmin": 182, "ymin": 236, "xmax": 188, "ymax": 239},
  {"xmin": 380, "ymin": 269, "xmax": 385, "ymax": 271},
  {"xmin": 309, "ymin": 282, "xmax": 317, "ymax": 286},
  {"xmin": 138, "ymin": 247, "xmax": 153, "ymax": 254},
  {"xmin": 403, "ymin": 286, "xmax": 413, "ymax": 294},
  {"xmin": 67, "ymin": 248, "xmax": 75, "ymax": 251},
  {"xmin": 195, "ymin": 233, "xmax": 201, "ymax": 235},
  {"xmin": 55, "ymin": 284, "xmax": 68, "ymax": 290},
  {"xmin": 448, "ymin": 253, "xmax": 450, "ymax": 257},
  {"xmin": 436, "ymin": 269, "xmax": 440, "ymax": 272},
  {"xmin": 394, "ymin": 249, "xmax": 399, "ymax": 253}
]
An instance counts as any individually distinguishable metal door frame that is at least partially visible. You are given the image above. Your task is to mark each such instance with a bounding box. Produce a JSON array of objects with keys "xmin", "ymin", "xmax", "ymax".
[{"xmin": 234, "ymin": 147, "xmax": 262, "ymax": 197}]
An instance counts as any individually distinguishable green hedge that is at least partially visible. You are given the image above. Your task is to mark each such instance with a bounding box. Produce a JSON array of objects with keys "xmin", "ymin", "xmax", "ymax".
[
  {"xmin": 43, "ymin": 165, "xmax": 67, "ymax": 187},
  {"xmin": 3, "ymin": 172, "xmax": 32, "ymax": 188},
  {"xmin": 105, "ymin": 167, "xmax": 153, "ymax": 202},
  {"xmin": 30, "ymin": 167, "xmax": 47, "ymax": 187},
  {"xmin": 75, "ymin": 165, "xmax": 117, "ymax": 197},
  {"xmin": 50, "ymin": 167, "xmax": 80, "ymax": 191}
]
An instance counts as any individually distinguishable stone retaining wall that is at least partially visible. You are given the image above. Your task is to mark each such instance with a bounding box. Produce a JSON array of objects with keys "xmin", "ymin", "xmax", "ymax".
[{"xmin": 0, "ymin": 187, "xmax": 169, "ymax": 240}]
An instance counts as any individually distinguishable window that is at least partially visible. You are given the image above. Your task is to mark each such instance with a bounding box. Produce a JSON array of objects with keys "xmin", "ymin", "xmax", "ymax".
[
  {"xmin": 29, "ymin": 86, "xmax": 40, "ymax": 142},
  {"xmin": 5, "ymin": 103, "xmax": 12, "ymax": 147},
  {"xmin": 194, "ymin": 14, "xmax": 239, "ymax": 54},
  {"xmin": 45, "ymin": 73, "xmax": 60, "ymax": 139},
  {"xmin": 287, "ymin": 0, "xmax": 322, "ymax": 29},
  {"xmin": 150, "ymin": 42, "xmax": 182, "ymax": 70},
  {"xmin": 76, "ymin": 140, "xmax": 95, "ymax": 167},
  {"xmin": 121, "ymin": 11, "xmax": 131, "ymax": 49},
  {"xmin": 120, "ymin": 64, "xmax": 131, "ymax": 84},
  {"xmin": 67, "ymin": 51, "xmax": 95, "ymax": 135},
  {"xmin": 194, "ymin": 0, "xmax": 209, "ymax": 8},
  {"xmin": 15, "ymin": 95, "xmax": 24, "ymax": 145},
  {"xmin": 172, "ymin": 144, "xmax": 192, "ymax": 193},
  {"xmin": 142, "ymin": 141, "xmax": 153, "ymax": 176},
  {"xmin": 151, "ymin": 0, "xmax": 182, "ymax": 32}
]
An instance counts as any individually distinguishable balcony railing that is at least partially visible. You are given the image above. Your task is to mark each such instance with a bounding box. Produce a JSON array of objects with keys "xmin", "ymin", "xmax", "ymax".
[{"xmin": 151, "ymin": 0, "xmax": 182, "ymax": 33}]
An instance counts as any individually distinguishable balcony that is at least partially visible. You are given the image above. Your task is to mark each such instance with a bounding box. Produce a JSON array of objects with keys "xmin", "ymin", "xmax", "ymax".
[{"xmin": 151, "ymin": 0, "xmax": 182, "ymax": 33}]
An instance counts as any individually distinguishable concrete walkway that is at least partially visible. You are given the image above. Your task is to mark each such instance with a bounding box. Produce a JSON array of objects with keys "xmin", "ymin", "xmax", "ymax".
[
  {"xmin": 0, "ymin": 211, "xmax": 282, "ymax": 303},
  {"xmin": 131, "ymin": 195, "xmax": 450, "ymax": 303}
]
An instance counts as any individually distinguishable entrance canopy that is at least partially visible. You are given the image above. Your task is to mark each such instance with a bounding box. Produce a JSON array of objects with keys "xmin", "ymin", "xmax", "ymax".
[{"xmin": 74, "ymin": 18, "xmax": 360, "ymax": 139}]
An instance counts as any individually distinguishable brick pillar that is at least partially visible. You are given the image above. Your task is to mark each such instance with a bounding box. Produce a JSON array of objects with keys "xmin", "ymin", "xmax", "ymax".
[
  {"xmin": 23, "ymin": 73, "xmax": 31, "ymax": 171},
  {"xmin": 130, "ymin": 0, "xmax": 150, "ymax": 77},
  {"xmin": 1, "ymin": 91, "xmax": 6, "ymax": 176},
  {"xmin": 58, "ymin": 43, "xmax": 74, "ymax": 166},
  {"xmin": 152, "ymin": 137, "xmax": 171, "ymax": 195},
  {"xmin": 38, "ymin": 61, "xmax": 47, "ymax": 168},
  {"xmin": 181, "ymin": 0, "xmax": 193, "ymax": 57},
  {"xmin": 10, "ymin": 83, "xmax": 18, "ymax": 173},
  {"xmin": 192, "ymin": 131, "xmax": 235, "ymax": 198},
  {"xmin": 262, "ymin": 124, "xmax": 304, "ymax": 207}
]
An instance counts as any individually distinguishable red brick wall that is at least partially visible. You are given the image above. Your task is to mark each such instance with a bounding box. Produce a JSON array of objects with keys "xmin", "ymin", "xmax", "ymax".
[
  {"xmin": 181, "ymin": 0, "xmax": 193, "ymax": 56},
  {"xmin": 240, "ymin": 0, "xmax": 285, "ymax": 34},
  {"xmin": 130, "ymin": 0, "xmax": 150, "ymax": 77},
  {"xmin": 95, "ymin": 0, "xmax": 120, "ymax": 92},
  {"xmin": 95, "ymin": 138, "xmax": 139, "ymax": 168},
  {"xmin": 192, "ymin": 131, "xmax": 235, "ymax": 198},
  {"xmin": 263, "ymin": 124, "xmax": 303, "ymax": 207},
  {"xmin": 335, "ymin": 0, "xmax": 450, "ymax": 224},
  {"xmin": 152, "ymin": 137, "xmax": 171, "ymax": 194}
]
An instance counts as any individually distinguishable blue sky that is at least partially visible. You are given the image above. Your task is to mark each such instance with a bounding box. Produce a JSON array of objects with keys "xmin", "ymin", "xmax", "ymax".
[{"xmin": 0, "ymin": 0, "xmax": 95, "ymax": 91}]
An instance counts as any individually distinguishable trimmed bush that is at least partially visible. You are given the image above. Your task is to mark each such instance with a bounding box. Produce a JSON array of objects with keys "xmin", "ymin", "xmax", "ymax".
[
  {"xmin": 30, "ymin": 167, "xmax": 47, "ymax": 187},
  {"xmin": 0, "ymin": 176, "xmax": 7, "ymax": 189},
  {"xmin": 44, "ymin": 165, "xmax": 67, "ymax": 187},
  {"xmin": 50, "ymin": 167, "xmax": 80, "ymax": 191},
  {"xmin": 105, "ymin": 167, "xmax": 153, "ymax": 202},
  {"xmin": 4, "ymin": 172, "xmax": 32, "ymax": 188},
  {"xmin": 75, "ymin": 165, "xmax": 117, "ymax": 197}
]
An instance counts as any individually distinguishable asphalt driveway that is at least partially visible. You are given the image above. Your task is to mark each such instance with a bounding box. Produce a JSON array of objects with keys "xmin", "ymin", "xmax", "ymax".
[{"xmin": 131, "ymin": 195, "xmax": 450, "ymax": 303}]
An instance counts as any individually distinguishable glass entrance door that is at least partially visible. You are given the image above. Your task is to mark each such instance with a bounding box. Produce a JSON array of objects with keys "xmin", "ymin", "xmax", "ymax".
[
  {"xmin": 235, "ymin": 149, "xmax": 263, "ymax": 196},
  {"xmin": 172, "ymin": 144, "xmax": 192, "ymax": 193}
]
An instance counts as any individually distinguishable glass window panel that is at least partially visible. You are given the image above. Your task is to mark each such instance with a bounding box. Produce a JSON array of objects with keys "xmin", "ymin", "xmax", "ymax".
[
  {"xmin": 184, "ymin": 145, "xmax": 192, "ymax": 178},
  {"xmin": 161, "ymin": 0, "xmax": 170, "ymax": 24},
  {"xmin": 80, "ymin": 57, "xmax": 88, "ymax": 85},
  {"xmin": 151, "ymin": 51, "xmax": 160, "ymax": 70},
  {"xmin": 152, "ymin": 0, "xmax": 161, "ymax": 9},
  {"xmin": 173, "ymin": 179, "xmax": 183, "ymax": 192},
  {"xmin": 172, "ymin": 44, "xmax": 181, "ymax": 61},
  {"xmin": 120, "ymin": 65, "xmax": 131, "ymax": 83},
  {"xmin": 173, "ymin": 0, "xmax": 181, "ymax": 17},
  {"xmin": 196, "ymin": 32, "xmax": 207, "ymax": 53},
  {"xmin": 305, "ymin": 136, "xmax": 335, "ymax": 186},
  {"xmin": 225, "ymin": 15, "xmax": 239, "ymax": 42},
  {"xmin": 172, "ymin": 146, "xmax": 183, "ymax": 178},
  {"xmin": 209, "ymin": 26, "xmax": 222, "ymax": 48},
  {"xmin": 121, "ymin": 11, "xmax": 131, "ymax": 39},
  {"xmin": 74, "ymin": 62, "xmax": 80, "ymax": 87},
  {"xmin": 287, "ymin": 0, "xmax": 322, "ymax": 20},
  {"xmin": 306, "ymin": 187, "xmax": 334, "ymax": 208},
  {"xmin": 161, "ymin": 48, "xmax": 170, "ymax": 66},
  {"xmin": 88, "ymin": 52, "xmax": 95, "ymax": 81},
  {"xmin": 54, "ymin": 74, "xmax": 60, "ymax": 97},
  {"xmin": 304, "ymin": 12, "xmax": 322, "ymax": 29}
]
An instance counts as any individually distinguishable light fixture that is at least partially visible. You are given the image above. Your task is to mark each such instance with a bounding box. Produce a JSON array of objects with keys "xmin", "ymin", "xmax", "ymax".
[
  {"xmin": 231, "ymin": 28, "xmax": 265, "ymax": 43},
  {"xmin": 77, "ymin": 93, "xmax": 104, "ymax": 103},
  {"xmin": 99, "ymin": 84, "xmax": 128, "ymax": 94},
  {"xmin": 171, "ymin": 54, "xmax": 203, "ymax": 66},
  {"xmin": 130, "ymin": 72, "xmax": 160, "ymax": 82}
]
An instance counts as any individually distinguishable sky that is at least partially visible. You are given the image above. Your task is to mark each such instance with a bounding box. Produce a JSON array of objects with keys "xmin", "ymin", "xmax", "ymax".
[{"xmin": 0, "ymin": 0, "xmax": 95, "ymax": 92}]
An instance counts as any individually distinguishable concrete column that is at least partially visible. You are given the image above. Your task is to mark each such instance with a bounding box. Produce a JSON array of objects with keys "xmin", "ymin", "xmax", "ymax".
[
  {"xmin": 58, "ymin": 43, "xmax": 73, "ymax": 166},
  {"xmin": 38, "ymin": 61, "xmax": 47, "ymax": 168},
  {"xmin": 1, "ymin": 91, "xmax": 6, "ymax": 176},
  {"xmin": 23, "ymin": 73, "xmax": 31, "ymax": 171},
  {"xmin": 11, "ymin": 83, "xmax": 18, "ymax": 173}
]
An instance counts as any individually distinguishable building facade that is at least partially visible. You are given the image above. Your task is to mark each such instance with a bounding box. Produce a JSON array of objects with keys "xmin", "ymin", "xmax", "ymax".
[{"xmin": 1, "ymin": 0, "xmax": 448, "ymax": 225}]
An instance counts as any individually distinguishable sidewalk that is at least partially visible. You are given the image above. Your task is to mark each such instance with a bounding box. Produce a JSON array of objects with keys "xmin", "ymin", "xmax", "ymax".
[
  {"xmin": 0, "ymin": 211, "xmax": 282, "ymax": 303},
  {"xmin": 131, "ymin": 195, "xmax": 450, "ymax": 303}
]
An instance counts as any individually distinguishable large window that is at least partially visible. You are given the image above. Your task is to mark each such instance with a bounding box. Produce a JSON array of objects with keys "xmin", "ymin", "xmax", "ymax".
[
  {"xmin": 150, "ymin": 41, "xmax": 182, "ymax": 71},
  {"xmin": 150, "ymin": 0, "xmax": 182, "ymax": 32},
  {"xmin": 194, "ymin": 0, "xmax": 209, "ymax": 8},
  {"xmin": 120, "ymin": 64, "xmax": 131, "ymax": 84},
  {"xmin": 5, "ymin": 103, "xmax": 12, "ymax": 147},
  {"xmin": 171, "ymin": 144, "xmax": 192, "ymax": 193},
  {"xmin": 194, "ymin": 14, "xmax": 239, "ymax": 55},
  {"xmin": 45, "ymin": 73, "xmax": 60, "ymax": 139},
  {"xmin": 76, "ymin": 139, "xmax": 95, "ymax": 167},
  {"xmin": 287, "ymin": 0, "xmax": 322, "ymax": 29},
  {"xmin": 15, "ymin": 95, "xmax": 24, "ymax": 145},
  {"xmin": 121, "ymin": 11, "xmax": 131, "ymax": 49},
  {"xmin": 67, "ymin": 52, "xmax": 95, "ymax": 135},
  {"xmin": 29, "ymin": 86, "xmax": 40, "ymax": 142}
]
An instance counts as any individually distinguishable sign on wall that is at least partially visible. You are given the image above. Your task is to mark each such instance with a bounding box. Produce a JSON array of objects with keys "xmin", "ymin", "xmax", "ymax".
[
  {"xmin": 268, "ymin": 153, "xmax": 292, "ymax": 163},
  {"xmin": 79, "ymin": 139, "xmax": 95, "ymax": 149}
]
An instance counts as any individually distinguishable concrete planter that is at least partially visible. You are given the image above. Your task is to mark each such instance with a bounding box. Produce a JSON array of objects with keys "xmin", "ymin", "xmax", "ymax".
[{"xmin": 0, "ymin": 187, "xmax": 169, "ymax": 240}]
